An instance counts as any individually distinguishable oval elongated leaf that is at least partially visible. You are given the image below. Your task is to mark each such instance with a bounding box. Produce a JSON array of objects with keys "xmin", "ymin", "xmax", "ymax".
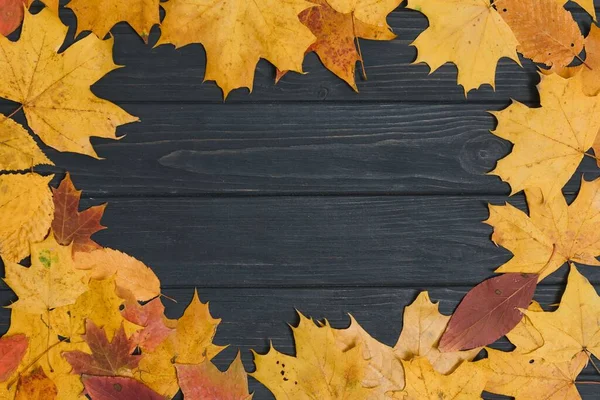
[
  {"xmin": 83, "ymin": 376, "xmax": 165, "ymax": 400},
  {"xmin": 439, "ymin": 273, "xmax": 538, "ymax": 352},
  {"xmin": 0, "ymin": 334, "xmax": 28, "ymax": 382}
]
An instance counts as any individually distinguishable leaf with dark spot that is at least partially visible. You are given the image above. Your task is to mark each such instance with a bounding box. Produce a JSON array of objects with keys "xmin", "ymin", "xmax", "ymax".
[{"xmin": 83, "ymin": 375, "xmax": 165, "ymax": 400}]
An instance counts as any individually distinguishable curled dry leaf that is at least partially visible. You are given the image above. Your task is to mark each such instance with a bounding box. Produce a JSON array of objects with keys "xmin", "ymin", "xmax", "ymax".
[
  {"xmin": 438, "ymin": 273, "xmax": 538, "ymax": 352},
  {"xmin": 0, "ymin": 115, "xmax": 52, "ymax": 171},
  {"xmin": 0, "ymin": 173, "xmax": 53, "ymax": 262},
  {"xmin": 252, "ymin": 313, "xmax": 375, "ymax": 399},
  {"xmin": 83, "ymin": 375, "xmax": 166, "ymax": 400},
  {"xmin": 407, "ymin": 0, "xmax": 519, "ymax": 94},
  {"xmin": 0, "ymin": 334, "xmax": 28, "ymax": 382},
  {"xmin": 0, "ymin": 9, "xmax": 138, "ymax": 157},
  {"xmin": 487, "ymin": 177, "xmax": 600, "ymax": 279}
]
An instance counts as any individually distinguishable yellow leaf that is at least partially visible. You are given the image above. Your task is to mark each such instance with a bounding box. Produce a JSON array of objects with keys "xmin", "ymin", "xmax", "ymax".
[
  {"xmin": 49, "ymin": 277, "xmax": 141, "ymax": 342},
  {"xmin": 392, "ymin": 357, "xmax": 488, "ymax": 399},
  {"xmin": 0, "ymin": 9, "xmax": 138, "ymax": 158},
  {"xmin": 485, "ymin": 349, "xmax": 587, "ymax": 399},
  {"xmin": 158, "ymin": 0, "xmax": 316, "ymax": 98},
  {"xmin": 325, "ymin": 0, "xmax": 400, "ymax": 30},
  {"xmin": 135, "ymin": 290, "xmax": 224, "ymax": 397},
  {"xmin": 407, "ymin": 0, "xmax": 519, "ymax": 94},
  {"xmin": 0, "ymin": 116, "xmax": 52, "ymax": 171},
  {"xmin": 252, "ymin": 313, "xmax": 375, "ymax": 400},
  {"xmin": 67, "ymin": 0, "xmax": 160, "ymax": 43},
  {"xmin": 486, "ymin": 177, "xmax": 600, "ymax": 280},
  {"xmin": 524, "ymin": 265, "xmax": 600, "ymax": 362},
  {"xmin": 73, "ymin": 248, "xmax": 160, "ymax": 302},
  {"xmin": 491, "ymin": 73, "xmax": 600, "ymax": 200},
  {"xmin": 505, "ymin": 301, "xmax": 544, "ymax": 353},
  {"xmin": 333, "ymin": 315, "xmax": 405, "ymax": 396},
  {"xmin": 394, "ymin": 292, "xmax": 479, "ymax": 374},
  {"xmin": 4, "ymin": 234, "xmax": 89, "ymax": 314},
  {"xmin": 0, "ymin": 173, "xmax": 53, "ymax": 262}
]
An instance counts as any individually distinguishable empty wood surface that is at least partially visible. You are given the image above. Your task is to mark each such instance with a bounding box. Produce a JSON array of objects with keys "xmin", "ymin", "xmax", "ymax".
[{"xmin": 1, "ymin": 2, "xmax": 599, "ymax": 399}]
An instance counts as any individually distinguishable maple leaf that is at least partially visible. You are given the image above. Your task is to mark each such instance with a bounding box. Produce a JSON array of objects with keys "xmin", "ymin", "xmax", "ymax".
[
  {"xmin": 15, "ymin": 367, "xmax": 58, "ymax": 400},
  {"xmin": 0, "ymin": 116, "xmax": 53, "ymax": 171},
  {"xmin": 326, "ymin": 0, "xmax": 401, "ymax": 28},
  {"xmin": 523, "ymin": 265, "xmax": 600, "ymax": 362},
  {"xmin": 407, "ymin": 0, "xmax": 519, "ymax": 94},
  {"xmin": 63, "ymin": 320, "xmax": 141, "ymax": 377},
  {"xmin": 4, "ymin": 233, "xmax": 89, "ymax": 314},
  {"xmin": 135, "ymin": 290, "xmax": 225, "ymax": 397},
  {"xmin": 498, "ymin": 0, "xmax": 584, "ymax": 69},
  {"xmin": 277, "ymin": 0, "xmax": 395, "ymax": 91},
  {"xmin": 52, "ymin": 173, "xmax": 106, "ymax": 253},
  {"xmin": 158, "ymin": 0, "xmax": 316, "ymax": 99},
  {"xmin": 438, "ymin": 273, "xmax": 538, "ymax": 351},
  {"xmin": 252, "ymin": 313, "xmax": 375, "ymax": 400},
  {"xmin": 0, "ymin": 334, "xmax": 28, "ymax": 382},
  {"xmin": 121, "ymin": 298, "xmax": 175, "ymax": 352},
  {"xmin": 83, "ymin": 375, "xmax": 166, "ymax": 400},
  {"xmin": 485, "ymin": 349, "xmax": 587, "ymax": 399},
  {"xmin": 74, "ymin": 248, "xmax": 160, "ymax": 301},
  {"xmin": 486, "ymin": 177, "xmax": 600, "ymax": 280},
  {"xmin": 0, "ymin": 9, "xmax": 138, "ymax": 157},
  {"xmin": 391, "ymin": 357, "xmax": 488, "ymax": 399},
  {"xmin": 505, "ymin": 301, "xmax": 544, "ymax": 353},
  {"xmin": 67, "ymin": 0, "xmax": 160, "ymax": 43},
  {"xmin": 490, "ymin": 73, "xmax": 600, "ymax": 200},
  {"xmin": 332, "ymin": 315, "xmax": 405, "ymax": 396},
  {"xmin": 176, "ymin": 353, "xmax": 253, "ymax": 400},
  {"xmin": 394, "ymin": 292, "xmax": 479, "ymax": 374},
  {"xmin": 0, "ymin": 173, "xmax": 53, "ymax": 262}
]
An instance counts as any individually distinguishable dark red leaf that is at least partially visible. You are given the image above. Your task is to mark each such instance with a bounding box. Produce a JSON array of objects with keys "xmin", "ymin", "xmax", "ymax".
[
  {"xmin": 83, "ymin": 376, "xmax": 166, "ymax": 400},
  {"xmin": 439, "ymin": 273, "xmax": 538, "ymax": 351},
  {"xmin": 0, "ymin": 334, "xmax": 28, "ymax": 382},
  {"xmin": 0, "ymin": 0, "xmax": 26, "ymax": 36}
]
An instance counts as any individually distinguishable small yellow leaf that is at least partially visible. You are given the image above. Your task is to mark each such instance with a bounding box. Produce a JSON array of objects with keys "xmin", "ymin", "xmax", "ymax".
[{"xmin": 0, "ymin": 116, "xmax": 52, "ymax": 171}]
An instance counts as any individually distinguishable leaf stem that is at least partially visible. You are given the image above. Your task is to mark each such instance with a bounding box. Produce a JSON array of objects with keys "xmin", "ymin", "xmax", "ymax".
[
  {"xmin": 585, "ymin": 350, "xmax": 600, "ymax": 375},
  {"xmin": 160, "ymin": 292, "xmax": 177, "ymax": 303},
  {"xmin": 577, "ymin": 381, "xmax": 600, "ymax": 385},
  {"xmin": 3, "ymin": 104, "xmax": 24, "ymax": 122},
  {"xmin": 7, "ymin": 337, "xmax": 67, "ymax": 389},
  {"xmin": 584, "ymin": 152, "xmax": 600, "ymax": 162},
  {"xmin": 351, "ymin": 13, "xmax": 367, "ymax": 81}
]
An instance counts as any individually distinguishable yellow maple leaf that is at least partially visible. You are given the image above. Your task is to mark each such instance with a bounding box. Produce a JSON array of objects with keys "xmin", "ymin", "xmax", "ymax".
[
  {"xmin": 157, "ymin": 0, "xmax": 316, "ymax": 98},
  {"xmin": 0, "ymin": 9, "xmax": 138, "ymax": 158},
  {"xmin": 391, "ymin": 357, "xmax": 488, "ymax": 399},
  {"xmin": 505, "ymin": 301, "xmax": 544, "ymax": 353},
  {"xmin": 523, "ymin": 265, "xmax": 600, "ymax": 362},
  {"xmin": 486, "ymin": 177, "xmax": 600, "ymax": 280},
  {"xmin": 333, "ymin": 315, "xmax": 405, "ymax": 397},
  {"xmin": 485, "ymin": 349, "xmax": 587, "ymax": 399},
  {"xmin": 67, "ymin": 0, "xmax": 160, "ymax": 43},
  {"xmin": 73, "ymin": 248, "xmax": 160, "ymax": 302},
  {"xmin": 394, "ymin": 292, "xmax": 480, "ymax": 375},
  {"xmin": 4, "ymin": 234, "xmax": 89, "ymax": 314},
  {"xmin": 325, "ymin": 0, "xmax": 400, "ymax": 30},
  {"xmin": 407, "ymin": 0, "xmax": 519, "ymax": 94},
  {"xmin": 135, "ymin": 290, "xmax": 225, "ymax": 397},
  {"xmin": 252, "ymin": 313, "xmax": 375, "ymax": 400},
  {"xmin": 0, "ymin": 116, "xmax": 52, "ymax": 171},
  {"xmin": 0, "ymin": 173, "xmax": 53, "ymax": 262},
  {"xmin": 491, "ymin": 73, "xmax": 600, "ymax": 200}
]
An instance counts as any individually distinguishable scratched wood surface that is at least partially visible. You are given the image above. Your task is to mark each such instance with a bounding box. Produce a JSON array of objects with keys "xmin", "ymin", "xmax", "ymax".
[{"xmin": 1, "ymin": 2, "xmax": 599, "ymax": 398}]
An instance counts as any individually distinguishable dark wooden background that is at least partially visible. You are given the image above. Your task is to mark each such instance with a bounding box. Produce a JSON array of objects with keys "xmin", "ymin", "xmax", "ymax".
[{"xmin": 2, "ymin": 2, "xmax": 600, "ymax": 398}]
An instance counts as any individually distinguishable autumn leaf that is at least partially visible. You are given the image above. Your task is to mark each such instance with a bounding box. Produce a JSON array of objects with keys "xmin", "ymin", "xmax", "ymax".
[
  {"xmin": 498, "ymin": 0, "xmax": 584, "ymax": 68},
  {"xmin": 490, "ymin": 73, "xmax": 600, "ymax": 200},
  {"xmin": 407, "ymin": 0, "xmax": 519, "ymax": 94},
  {"xmin": 67, "ymin": 0, "xmax": 160, "ymax": 43},
  {"xmin": 523, "ymin": 265, "xmax": 600, "ymax": 362},
  {"xmin": 505, "ymin": 301, "xmax": 544, "ymax": 353},
  {"xmin": 176, "ymin": 353, "xmax": 253, "ymax": 400},
  {"xmin": 83, "ymin": 375, "xmax": 166, "ymax": 400},
  {"xmin": 0, "ymin": 0, "xmax": 26, "ymax": 36},
  {"xmin": 252, "ymin": 313, "xmax": 375, "ymax": 400},
  {"xmin": 326, "ymin": 0, "xmax": 401, "ymax": 29},
  {"xmin": 135, "ymin": 290, "xmax": 225, "ymax": 397},
  {"xmin": 333, "ymin": 315, "xmax": 405, "ymax": 396},
  {"xmin": 485, "ymin": 349, "xmax": 587, "ymax": 399},
  {"xmin": 487, "ymin": 177, "xmax": 600, "ymax": 279},
  {"xmin": 0, "ymin": 334, "xmax": 28, "ymax": 382},
  {"xmin": 74, "ymin": 248, "xmax": 160, "ymax": 302},
  {"xmin": 121, "ymin": 298, "xmax": 175, "ymax": 352},
  {"xmin": 15, "ymin": 367, "xmax": 58, "ymax": 400},
  {"xmin": 0, "ymin": 173, "xmax": 53, "ymax": 262},
  {"xmin": 0, "ymin": 116, "xmax": 52, "ymax": 171},
  {"xmin": 277, "ymin": 0, "xmax": 395, "ymax": 91},
  {"xmin": 438, "ymin": 273, "xmax": 538, "ymax": 351},
  {"xmin": 560, "ymin": 0, "xmax": 596, "ymax": 20},
  {"xmin": 63, "ymin": 320, "xmax": 141, "ymax": 377},
  {"xmin": 4, "ymin": 233, "xmax": 89, "ymax": 314},
  {"xmin": 391, "ymin": 357, "xmax": 489, "ymax": 399},
  {"xmin": 52, "ymin": 173, "xmax": 106, "ymax": 253},
  {"xmin": 158, "ymin": 0, "xmax": 316, "ymax": 98},
  {"xmin": 394, "ymin": 292, "xmax": 479, "ymax": 374},
  {"xmin": 0, "ymin": 9, "xmax": 138, "ymax": 157}
]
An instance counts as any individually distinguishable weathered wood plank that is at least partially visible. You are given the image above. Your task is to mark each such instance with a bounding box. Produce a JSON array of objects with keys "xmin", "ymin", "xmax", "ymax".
[{"xmin": 2, "ymin": 195, "xmax": 597, "ymax": 289}]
